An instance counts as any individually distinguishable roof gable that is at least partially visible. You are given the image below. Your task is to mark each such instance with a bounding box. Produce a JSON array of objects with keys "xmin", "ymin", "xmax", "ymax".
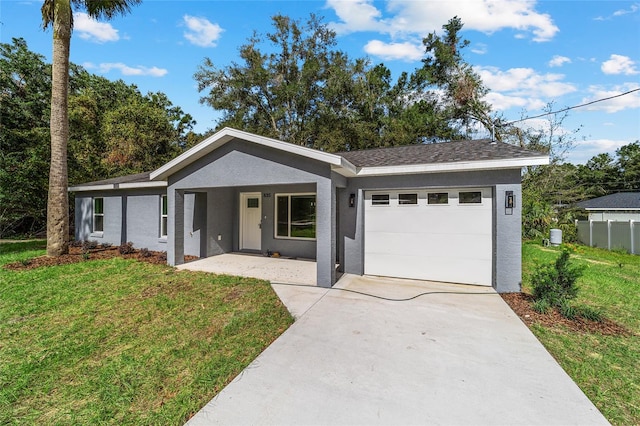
[{"xmin": 150, "ymin": 127, "xmax": 354, "ymax": 181}]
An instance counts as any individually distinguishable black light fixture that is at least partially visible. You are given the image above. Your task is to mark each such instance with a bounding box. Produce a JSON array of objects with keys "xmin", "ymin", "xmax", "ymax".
[{"xmin": 349, "ymin": 193, "xmax": 356, "ymax": 208}]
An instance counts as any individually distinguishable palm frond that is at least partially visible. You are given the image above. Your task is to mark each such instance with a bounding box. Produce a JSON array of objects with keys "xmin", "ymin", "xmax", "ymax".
[{"xmin": 73, "ymin": 0, "xmax": 142, "ymax": 20}]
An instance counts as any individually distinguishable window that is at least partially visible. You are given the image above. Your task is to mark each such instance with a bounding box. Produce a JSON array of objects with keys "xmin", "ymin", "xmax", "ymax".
[
  {"xmin": 459, "ymin": 191, "xmax": 482, "ymax": 204},
  {"xmin": 398, "ymin": 193, "xmax": 418, "ymax": 205},
  {"xmin": 276, "ymin": 194, "xmax": 316, "ymax": 239},
  {"xmin": 247, "ymin": 197, "xmax": 259, "ymax": 208},
  {"xmin": 93, "ymin": 197, "xmax": 104, "ymax": 233},
  {"xmin": 371, "ymin": 194, "xmax": 390, "ymax": 206},
  {"xmin": 160, "ymin": 195, "xmax": 168, "ymax": 238},
  {"xmin": 428, "ymin": 192, "xmax": 449, "ymax": 205}
]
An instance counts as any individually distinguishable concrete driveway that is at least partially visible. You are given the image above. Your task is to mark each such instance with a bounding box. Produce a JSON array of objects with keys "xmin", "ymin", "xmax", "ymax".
[{"xmin": 187, "ymin": 275, "xmax": 608, "ymax": 425}]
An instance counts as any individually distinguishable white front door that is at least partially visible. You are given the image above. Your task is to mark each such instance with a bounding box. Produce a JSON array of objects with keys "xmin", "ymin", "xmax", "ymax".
[{"xmin": 240, "ymin": 192, "xmax": 262, "ymax": 251}]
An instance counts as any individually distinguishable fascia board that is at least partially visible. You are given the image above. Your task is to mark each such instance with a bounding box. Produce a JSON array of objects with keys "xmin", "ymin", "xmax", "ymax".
[
  {"xmin": 118, "ymin": 181, "xmax": 167, "ymax": 189},
  {"xmin": 354, "ymin": 156, "xmax": 550, "ymax": 176},
  {"xmin": 67, "ymin": 184, "xmax": 114, "ymax": 192},
  {"xmin": 583, "ymin": 207, "xmax": 640, "ymax": 211}
]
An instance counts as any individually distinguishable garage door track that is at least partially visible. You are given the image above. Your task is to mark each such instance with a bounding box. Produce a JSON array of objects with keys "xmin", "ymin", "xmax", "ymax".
[{"xmin": 187, "ymin": 275, "xmax": 607, "ymax": 425}]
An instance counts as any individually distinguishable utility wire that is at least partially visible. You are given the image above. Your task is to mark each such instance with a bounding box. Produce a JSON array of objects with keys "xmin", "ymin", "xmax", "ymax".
[{"xmin": 504, "ymin": 88, "xmax": 640, "ymax": 126}]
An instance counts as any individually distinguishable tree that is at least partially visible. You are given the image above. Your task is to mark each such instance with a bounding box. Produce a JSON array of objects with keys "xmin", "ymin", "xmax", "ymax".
[
  {"xmin": 419, "ymin": 17, "xmax": 494, "ymax": 140},
  {"xmin": 616, "ymin": 140, "xmax": 640, "ymax": 190},
  {"xmin": 195, "ymin": 14, "xmax": 496, "ymax": 151},
  {"xmin": 41, "ymin": 0, "xmax": 141, "ymax": 256},
  {"xmin": 0, "ymin": 38, "xmax": 51, "ymax": 237}
]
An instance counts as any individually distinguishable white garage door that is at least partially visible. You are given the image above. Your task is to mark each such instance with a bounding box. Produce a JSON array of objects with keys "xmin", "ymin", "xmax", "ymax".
[{"xmin": 364, "ymin": 188, "xmax": 492, "ymax": 286}]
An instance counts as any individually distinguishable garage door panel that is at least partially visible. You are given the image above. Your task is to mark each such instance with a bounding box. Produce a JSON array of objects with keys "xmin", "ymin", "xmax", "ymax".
[
  {"xmin": 366, "ymin": 232, "xmax": 491, "ymax": 259},
  {"xmin": 365, "ymin": 253, "xmax": 491, "ymax": 285},
  {"xmin": 364, "ymin": 188, "xmax": 493, "ymax": 286}
]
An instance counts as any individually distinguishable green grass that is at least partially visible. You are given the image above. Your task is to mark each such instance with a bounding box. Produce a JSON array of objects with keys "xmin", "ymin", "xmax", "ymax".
[
  {"xmin": 522, "ymin": 241, "xmax": 640, "ymax": 425},
  {"xmin": 0, "ymin": 241, "xmax": 293, "ymax": 425}
]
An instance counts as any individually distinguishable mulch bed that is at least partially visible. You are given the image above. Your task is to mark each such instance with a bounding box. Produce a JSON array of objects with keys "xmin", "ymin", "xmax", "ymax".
[
  {"xmin": 3, "ymin": 245, "xmax": 198, "ymax": 271},
  {"xmin": 501, "ymin": 292, "xmax": 633, "ymax": 337}
]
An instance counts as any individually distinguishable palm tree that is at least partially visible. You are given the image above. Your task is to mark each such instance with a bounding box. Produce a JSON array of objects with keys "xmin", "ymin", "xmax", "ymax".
[{"xmin": 41, "ymin": 0, "xmax": 141, "ymax": 256}]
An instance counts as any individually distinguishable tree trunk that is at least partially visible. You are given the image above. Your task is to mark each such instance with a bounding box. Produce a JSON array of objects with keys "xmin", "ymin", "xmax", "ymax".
[{"xmin": 47, "ymin": 0, "xmax": 71, "ymax": 256}]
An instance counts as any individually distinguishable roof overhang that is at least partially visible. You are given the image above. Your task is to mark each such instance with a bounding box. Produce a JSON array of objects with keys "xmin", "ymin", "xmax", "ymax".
[
  {"xmin": 352, "ymin": 156, "xmax": 549, "ymax": 177},
  {"xmin": 68, "ymin": 181, "xmax": 167, "ymax": 192},
  {"xmin": 150, "ymin": 127, "xmax": 357, "ymax": 181}
]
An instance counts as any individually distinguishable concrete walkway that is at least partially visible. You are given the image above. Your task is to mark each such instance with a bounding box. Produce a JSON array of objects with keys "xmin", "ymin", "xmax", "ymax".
[
  {"xmin": 187, "ymin": 274, "xmax": 608, "ymax": 425},
  {"xmin": 177, "ymin": 253, "xmax": 317, "ymax": 285}
]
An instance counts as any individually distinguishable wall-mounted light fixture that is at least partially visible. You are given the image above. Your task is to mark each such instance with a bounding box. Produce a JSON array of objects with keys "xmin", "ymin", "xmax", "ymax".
[
  {"xmin": 505, "ymin": 190, "xmax": 514, "ymax": 215},
  {"xmin": 349, "ymin": 193, "xmax": 356, "ymax": 208}
]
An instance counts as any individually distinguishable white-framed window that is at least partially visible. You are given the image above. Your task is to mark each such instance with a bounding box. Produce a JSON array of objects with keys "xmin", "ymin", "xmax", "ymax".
[
  {"xmin": 275, "ymin": 193, "xmax": 316, "ymax": 240},
  {"xmin": 428, "ymin": 192, "xmax": 449, "ymax": 205},
  {"xmin": 160, "ymin": 195, "xmax": 168, "ymax": 238},
  {"xmin": 93, "ymin": 197, "xmax": 104, "ymax": 233},
  {"xmin": 371, "ymin": 194, "xmax": 390, "ymax": 206},
  {"xmin": 459, "ymin": 191, "xmax": 482, "ymax": 204},
  {"xmin": 398, "ymin": 193, "xmax": 418, "ymax": 205}
]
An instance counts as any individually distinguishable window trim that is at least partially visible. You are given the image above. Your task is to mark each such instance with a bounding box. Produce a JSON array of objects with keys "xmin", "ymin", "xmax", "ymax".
[
  {"xmin": 160, "ymin": 195, "xmax": 168, "ymax": 238},
  {"xmin": 274, "ymin": 192, "xmax": 317, "ymax": 241},
  {"xmin": 92, "ymin": 197, "xmax": 104, "ymax": 234}
]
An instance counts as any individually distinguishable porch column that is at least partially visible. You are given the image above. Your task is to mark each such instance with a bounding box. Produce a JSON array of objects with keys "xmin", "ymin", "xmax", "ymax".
[
  {"xmin": 168, "ymin": 188, "xmax": 185, "ymax": 266},
  {"xmin": 316, "ymin": 180, "xmax": 336, "ymax": 287}
]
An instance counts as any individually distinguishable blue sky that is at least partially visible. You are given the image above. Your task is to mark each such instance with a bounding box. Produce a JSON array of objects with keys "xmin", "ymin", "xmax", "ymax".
[{"xmin": 2, "ymin": 0, "xmax": 639, "ymax": 164}]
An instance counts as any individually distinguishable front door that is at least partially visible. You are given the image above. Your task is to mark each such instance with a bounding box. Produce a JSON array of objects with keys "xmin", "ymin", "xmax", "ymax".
[{"xmin": 240, "ymin": 192, "xmax": 262, "ymax": 251}]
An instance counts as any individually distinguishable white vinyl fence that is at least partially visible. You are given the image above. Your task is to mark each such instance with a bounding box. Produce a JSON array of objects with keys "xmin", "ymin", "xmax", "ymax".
[{"xmin": 575, "ymin": 220, "xmax": 639, "ymax": 254}]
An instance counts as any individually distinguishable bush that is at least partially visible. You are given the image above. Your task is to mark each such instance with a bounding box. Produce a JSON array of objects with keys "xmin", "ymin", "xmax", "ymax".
[
  {"xmin": 118, "ymin": 242, "xmax": 135, "ymax": 255},
  {"xmin": 574, "ymin": 305, "xmax": 603, "ymax": 322},
  {"xmin": 139, "ymin": 248, "xmax": 151, "ymax": 258},
  {"xmin": 82, "ymin": 240, "xmax": 98, "ymax": 251},
  {"xmin": 531, "ymin": 248, "xmax": 585, "ymax": 319},
  {"xmin": 532, "ymin": 299, "xmax": 551, "ymax": 314}
]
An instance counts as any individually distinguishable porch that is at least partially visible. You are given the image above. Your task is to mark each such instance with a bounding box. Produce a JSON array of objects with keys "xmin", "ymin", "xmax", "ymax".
[{"xmin": 176, "ymin": 253, "xmax": 318, "ymax": 286}]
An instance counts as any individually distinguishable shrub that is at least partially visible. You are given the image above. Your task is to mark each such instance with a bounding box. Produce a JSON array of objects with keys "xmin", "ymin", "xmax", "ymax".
[
  {"xmin": 70, "ymin": 240, "xmax": 83, "ymax": 248},
  {"xmin": 531, "ymin": 248, "xmax": 585, "ymax": 319},
  {"xmin": 101, "ymin": 242, "xmax": 112, "ymax": 249},
  {"xmin": 574, "ymin": 305, "xmax": 603, "ymax": 322},
  {"xmin": 118, "ymin": 242, "xmax": 135, "ymax": 255},
  {"xmin": 139, "ymin": 248, "xmax": 151, "ymax": 258},
  {"xmin": 532, "ymin": 299, "xmax": 551, "ymax": 314}
]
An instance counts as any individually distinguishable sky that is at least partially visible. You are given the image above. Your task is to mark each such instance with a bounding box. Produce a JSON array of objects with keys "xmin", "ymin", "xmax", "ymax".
[{"xmin": 2, "ymin": 0, "xmax": 639, "ymax": 164}]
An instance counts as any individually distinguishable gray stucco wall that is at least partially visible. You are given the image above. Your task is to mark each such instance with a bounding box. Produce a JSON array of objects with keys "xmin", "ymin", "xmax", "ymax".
[
  {"xmin": 75, "ymin": 188, "xmax": 199, "ymax": 256},
  {"xmin": 337, "ymin": 169, "xmax": 523, "ymax": 293},
  {"xmin": 166, "ymin": 138, "xmax": 342, "ymax": 286}
]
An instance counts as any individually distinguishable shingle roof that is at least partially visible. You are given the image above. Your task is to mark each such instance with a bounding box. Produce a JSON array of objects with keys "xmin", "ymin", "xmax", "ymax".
[
  {"xmin": 576, "ymin": 192, "xmax": 640, "ymax": 210},
  {"xmin": 74, "ymin": 171, "xmax": 152, "ymax": 187},
  {"xmin": 336, "ymin": 139, "xmax": 544, "ymax": 167}
]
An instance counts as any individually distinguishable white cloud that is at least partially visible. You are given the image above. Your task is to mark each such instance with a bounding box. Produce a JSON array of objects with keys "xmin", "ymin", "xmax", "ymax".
[
  {"xmin": 471, "ymin": 43, "xmax": 488, "ymax": 55},
  {"xmin": 83, "ymin": 62, "xmax": 168, "ymax": 77},
  {"xmin": 566, "ymin": 139, "xmax": 632, "ymax": 164},
  {"xmin": 548, "ymin": 55, "xmax": 571, "ymax": 68},
  {"xmin": 74, "ymin": 12, "xmax": 119, "ymax": 43},
  {"xmin": 363, "ymin": 40, "xmax": 423, "ymax": 61},
  {"xmin": 582, "ymin": 83, "xmax": 640, "ymax": 113},
  {"xmin": 183, "ymin": 15, "xmax": 223, "ymax": 47},
  {"xmin": 475, "ymin": 66, "xmax": 577, "ymax": 98},
  {"xmin": 601, "ymin": 54, "xmax": 639, "ymax": 75},
  {"xmin": 482, "ymin": 92, "xmax": 545, "ymax": 111},
  {"xmin": 327, "ymin": 0, "xmax": 558, "ymax": 41},
  {"xmin": 613, "ymin": 3, "xmax": 639, "ymax": 16}
]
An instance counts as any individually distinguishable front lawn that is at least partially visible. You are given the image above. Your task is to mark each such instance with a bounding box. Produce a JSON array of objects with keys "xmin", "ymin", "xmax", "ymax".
[
  {"xmin": 521, "ymin": 241, "xmax": 639, "ymax": 425},
  {"xmin": 0, "ymin": 241, "xmax": 293, "ymax": 424}
]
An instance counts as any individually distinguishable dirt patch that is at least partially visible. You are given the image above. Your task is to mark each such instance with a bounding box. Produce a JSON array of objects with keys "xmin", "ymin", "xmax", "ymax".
[
  {"xmin": 3, "ymin": 245, "xmax": 198, "ymax": 271},
  {"xmin": 501, "ymin": 292, "xmax": 633, "ymax": 337}
]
